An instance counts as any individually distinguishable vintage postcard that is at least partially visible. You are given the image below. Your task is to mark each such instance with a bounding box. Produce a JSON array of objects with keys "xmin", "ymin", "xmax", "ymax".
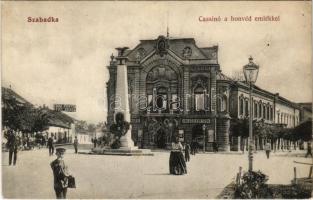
[{"xmin": 1, "ymin": 1, "xmax": 312, "ymax": 199}]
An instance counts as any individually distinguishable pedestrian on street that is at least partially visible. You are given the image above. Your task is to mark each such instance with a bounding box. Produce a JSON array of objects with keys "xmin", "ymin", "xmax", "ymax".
[
  {"xmin": 169, "ymin": 137, "xmax": 187, "ymax": 175},
  {"xmin": 7, "ymin": 130, "xmax": 21, "ymax": 166},
  {"xmin": 184, "ymin": 143, "xmax": 190, "ymax": 162},
  {"xmin": 265, "ymin": 142, "xmax": 271, "ymax": 159},
  {"xmin": 191, "ymin": 140, "xmax": 196, "ymax": 155},
  {"xmin": 305, "ymin": 142, "xmax": 312, "ymax": 158},
  {"xmin": 47, "ymin": 136, "xmax": 54, "ymax": 156},
  {"xmin": 73, "ymin": 136, "xmax": 78, "ymax": 154},
  {"xmin": 92, "ymin": 137, "xmax": 97, "ymax": 148},
  {"xmin": 51, "ymin": 148, "xmax": 70, "ymax": 199}
]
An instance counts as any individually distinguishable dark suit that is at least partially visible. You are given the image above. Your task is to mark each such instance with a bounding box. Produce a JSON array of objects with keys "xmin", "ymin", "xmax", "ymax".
[
  {"xmin": 184, "ymin": 144, "xmax": 190, "ymax": 162},
  {"xmin": 7, "ymin": 134, "xmax": 20, "ymax": 165},
  {"xmin": 73, "ymin": 139, "xmax": 78, "ymax": 154},
  {"xmin": 48, "ymin": 138, "xmax": 54, "ymax": 156},
  {"xmin": 51, "ymin": 159, "xmax": 69, "ymax": 199}
]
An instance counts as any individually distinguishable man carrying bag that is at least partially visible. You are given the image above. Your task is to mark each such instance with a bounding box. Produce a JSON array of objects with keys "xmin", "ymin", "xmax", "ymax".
[{"xmin": 51, "ymin": 148, "xmax": 76, "ymax": 199}]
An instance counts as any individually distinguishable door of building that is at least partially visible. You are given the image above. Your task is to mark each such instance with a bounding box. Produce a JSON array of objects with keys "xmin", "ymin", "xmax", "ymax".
[{"xmin": 155, "ymin": 129, "xmax": 167, "ymax": 148}]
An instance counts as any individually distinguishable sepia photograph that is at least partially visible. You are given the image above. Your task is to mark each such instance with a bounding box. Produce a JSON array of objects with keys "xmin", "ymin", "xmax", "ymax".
[{"xmin": 1, "ymin": 1, "xmax": 312, "ymax": 199}]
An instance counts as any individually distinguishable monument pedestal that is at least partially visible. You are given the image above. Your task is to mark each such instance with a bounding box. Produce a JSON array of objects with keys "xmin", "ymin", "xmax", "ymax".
[
  {"xmin": 91, "ymin": 126, "xmax": 153, "ymax": 156},
  {"xmin": 119, "ymin": 129, "xmax": 137, "ymax": 150},
  {"xmin": 91, "ymin": 147, "xmax": 153, "ymax": 156}
]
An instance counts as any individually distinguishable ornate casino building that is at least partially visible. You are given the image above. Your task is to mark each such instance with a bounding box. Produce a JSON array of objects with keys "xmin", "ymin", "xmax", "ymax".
[{"xmin": 106, "ymin": 35, "xmax": 301, "ymax": 151}]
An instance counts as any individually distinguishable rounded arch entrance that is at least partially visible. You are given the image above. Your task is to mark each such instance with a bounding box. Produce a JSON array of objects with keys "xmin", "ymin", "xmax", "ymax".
[{"xmin": 155, "ymin": 128, "xmax": 167, "ymax": 148}]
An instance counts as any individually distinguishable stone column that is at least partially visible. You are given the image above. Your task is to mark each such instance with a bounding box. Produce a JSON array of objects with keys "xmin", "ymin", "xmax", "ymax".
[{"xmin": 115, "ymin": 47, "xmax": 137, "ymax": 150}]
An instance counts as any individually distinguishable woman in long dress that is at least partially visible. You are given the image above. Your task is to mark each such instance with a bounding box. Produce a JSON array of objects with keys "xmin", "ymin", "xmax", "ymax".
[{"xmin": 169, "ymin": 137, "xmax": 187, "ymax": 175}]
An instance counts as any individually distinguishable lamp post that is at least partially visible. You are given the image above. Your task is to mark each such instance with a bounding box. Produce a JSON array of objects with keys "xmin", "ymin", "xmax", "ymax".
[
  {"xmin": 243, "ymin": 56, "xmax": 259, "ymax": 171},
  {"xmin": 202, "ymin": 124, "xmax": 206, "ymax": 152}
]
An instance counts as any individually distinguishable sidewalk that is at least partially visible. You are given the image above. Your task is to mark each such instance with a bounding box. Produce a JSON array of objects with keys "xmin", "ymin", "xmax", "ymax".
[{"xmin": 151, "ymin": 149, "xmax": 308, "ymax": 156}]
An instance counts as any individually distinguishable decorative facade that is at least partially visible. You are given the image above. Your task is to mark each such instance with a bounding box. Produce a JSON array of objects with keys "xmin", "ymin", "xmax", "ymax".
[{"xmin": 106, "ymin": 35, "xmax": 301, "ymax": 151}]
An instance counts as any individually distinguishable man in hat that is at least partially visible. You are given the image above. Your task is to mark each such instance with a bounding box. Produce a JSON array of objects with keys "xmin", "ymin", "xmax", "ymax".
[
  {"xmin": 47, "ymin": 136, "xmax": 54, "ymax": 156},
  {"xmin": 51, "ymin": 147, "xmax": 70, "ymax": 199},
  {"xmin": 7, "ymin": 130, "xmax": 21, "ymax": 166},
  {"xmin": 73, "ymin": 136, "xmax": 78, "ymax": 154}
]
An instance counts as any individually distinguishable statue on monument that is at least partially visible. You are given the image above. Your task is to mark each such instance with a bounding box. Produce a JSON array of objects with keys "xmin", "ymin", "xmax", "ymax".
[{"xmin": 110, "ymin": 112, "xmax": 130, "ymax": 149}]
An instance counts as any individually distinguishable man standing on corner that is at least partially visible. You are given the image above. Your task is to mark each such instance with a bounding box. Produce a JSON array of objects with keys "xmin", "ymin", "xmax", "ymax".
[
  {"xmin": 51, "ymin": 148, "xmax": 70, "ymax": 199},
  {"xmin": 184, "ymin": 142, "xmax": 191, "ymax": 162},
  {"xmin": 7, "ymin": 130, "xmax": 20, "ymax": 166},
  {"xmin": 47, "ymin": 136, "xmax": 54, "ymax": 156},
  {"xmin": 73, "ymin": 136, "xmax": 78, "ymax": 154},
  {"xmin": 92, "ymin": 136, "xmax": 97, "ymax": 148},
  {"xmin": 265, "ymin": 142, "xmax": 271, "ymax": 159}
]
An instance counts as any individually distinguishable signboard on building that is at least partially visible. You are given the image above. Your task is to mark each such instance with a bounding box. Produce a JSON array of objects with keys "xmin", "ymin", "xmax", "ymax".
[
  {"xmin": 54, "ymin": 104, "xmax": 76, "ymax": 112},
  {"xmin": 182, "ymin": 118, "xmax": 211, "ymax": 124}
]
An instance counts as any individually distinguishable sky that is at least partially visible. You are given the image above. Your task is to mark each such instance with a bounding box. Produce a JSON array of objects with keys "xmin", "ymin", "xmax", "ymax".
[{"xmin": 2, "ymin": 1, "xmax": 312, "ymax": 123}]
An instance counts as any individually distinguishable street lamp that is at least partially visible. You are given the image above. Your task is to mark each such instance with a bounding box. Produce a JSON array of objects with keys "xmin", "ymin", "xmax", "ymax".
[
  {"xmin": 243, "ymin": 56, "xmax": 259, "ymax": 171},
  {"xmin": 202, "ymin": 124, "xmax": 206, "ymax": 152}
]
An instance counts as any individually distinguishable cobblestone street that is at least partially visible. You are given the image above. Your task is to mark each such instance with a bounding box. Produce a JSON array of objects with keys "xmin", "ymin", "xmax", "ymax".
[{"xmin": 2, "ymin": 147, "xmax": 312, "ymax": 199}]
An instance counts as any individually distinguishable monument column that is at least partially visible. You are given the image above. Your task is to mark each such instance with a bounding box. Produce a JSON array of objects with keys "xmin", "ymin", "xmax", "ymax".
[{"xmin": 114, "ymin": 47, "xmax": 137, "ymax": 149}]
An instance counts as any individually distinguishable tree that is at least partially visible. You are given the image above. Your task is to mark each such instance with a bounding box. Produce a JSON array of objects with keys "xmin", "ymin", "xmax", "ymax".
[
  {"xmin": 292, "ymin": 120, "xmax": 312, "ymax": 141},
  {"xmin": 230, "ymin": 117, "xmax": 249, "ymax": 138},
  {"xmin": 2, "ymin": 95, "xmax": 49, "ymax": 133},
  {"xmin": 87, "ymin": 123, "xmax": 96, "ymax": 134},
  {"xmin": 75, "ymin": 120, "xmax": 88, "ymax": 133},
  {"xmin": 30, "ymin": 108, "xmax": 49, "ymax": 133}
]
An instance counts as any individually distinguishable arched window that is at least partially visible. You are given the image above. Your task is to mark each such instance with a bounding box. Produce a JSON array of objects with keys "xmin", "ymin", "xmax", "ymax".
[
  {"xmin": 245, "ymin": 100, "xmax": 249, "ymax": 116},
  {"xmin": 217, "ymin": 95, "xmax": 227, "ymax": 112},
  {"xmin": 194, "ymin": 86, "xmax": 205, "ymax": 111},
  {"xmin": 146, "ymin": 66, "xmax": 178, "ymax": 113},
  {"xmin": 258, "ymin": 103, "xmax": 262, "ymax": 118},
  {"xmin": 171, "ymin": 94, "xmax": 178, "ymax": 110},
  {"xmin": 222, "ymin": 96, "xmax": 227, "ymax": 112},
  {"xmin": 266, "ymin": 106, "xmax": 270, "ymax": 120},
  {"xmin": 263, "ymin": 104, "xmax": 266, "ymax": 119},
  {"xmin": 156, "ymin": 87, "xmax": 167, "ymax": 110},
  {"xmin": 277, "ymin": 113, "xmax": 280, "ymax": 123},
  {"xmin": 254, "ymin": 101, "xmax": 258, "ymax": 118},
  {"xmin": 240, "ymin": 98, "xmax": 244, "ymax": 116}
]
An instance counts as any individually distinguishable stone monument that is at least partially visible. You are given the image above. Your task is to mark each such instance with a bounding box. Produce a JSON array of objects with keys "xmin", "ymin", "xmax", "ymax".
[
  {"xmin": 91, "ymin": 47, "xmax": 152, "ymax": 156},
  {"xmin": 113, "ymin": 47, "xmax": 137, "ymax": 150}
]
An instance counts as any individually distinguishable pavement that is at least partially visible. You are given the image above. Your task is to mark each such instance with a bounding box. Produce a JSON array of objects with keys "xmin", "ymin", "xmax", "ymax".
[{"xmin": 2, "ymin": 147, "xmax": 313, "ymax": 199}]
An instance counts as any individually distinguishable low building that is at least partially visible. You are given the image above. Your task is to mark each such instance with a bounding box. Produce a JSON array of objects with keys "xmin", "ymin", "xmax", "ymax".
[
  {"xmin": 41, "ymin": 108, "xmax": 75, "ymax": 144},
  {"xmin": 75, "ymin": 130, "xmax": 92, "ymax": 144}
]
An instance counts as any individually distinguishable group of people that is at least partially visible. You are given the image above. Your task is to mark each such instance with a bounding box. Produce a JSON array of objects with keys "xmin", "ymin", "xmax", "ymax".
[
  {"xmin": 169, "ymin": 138, "xmax": 200, "ymax": 175},
  {"xmin": 169, "ymin": 138, "xmax": 221, "ymax": 175},
  {"xmin": 169, "ymin": 137, "xmax": 188, "ymax": 175},
  {"xmin": 47, "ymin": 136, "xmax": 79, "ymax": 156}
]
